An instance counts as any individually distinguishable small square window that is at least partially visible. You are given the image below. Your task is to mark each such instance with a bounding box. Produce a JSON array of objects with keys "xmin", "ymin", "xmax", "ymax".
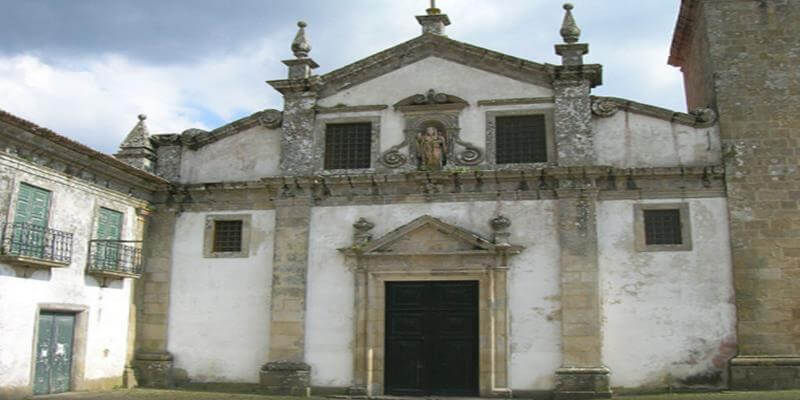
[
  {"xmin": 495, "ymin": 115, "xmax": 547, "ymax": 164},
  {"xmin": 644, "ymin": 209, "xmax": 682, "ymax": 245},
  {"xmin": 324, "ymin": 123, "xmax": 372, "ymax": 170},
  {"xmin": 213, "ymin": 220, "xmax": 243, "ymax": 252},
  {"xmin": 635, "ymin": 203, "xmax": 692, "ymax": 252},
  {"xmin": 203, "ymin": 215, "xmax": 251, "ymax": 258}
]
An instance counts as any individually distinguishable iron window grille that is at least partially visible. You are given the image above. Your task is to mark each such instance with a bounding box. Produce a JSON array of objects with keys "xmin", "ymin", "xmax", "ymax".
[
  {"xmin": 643, "ymin": 209, "xmax": 683, "ymax": 245},
  {"xmin": 87, "ymin": 240, "xmax": 143, "ymax": 276},
  {"xmin": 0, "ymin": 222, "xmax": 73, "ymax": 264},
  {"xmin": 495, "ymin": 115, "xmax": 547, "ymax": 164},
  {"xmin": 324, "ymin": 122, "xmax": 372, "ymax": 170},
  {"xmin": 213, "ymin": 220, "xmax": 243, "ymax": 253}
]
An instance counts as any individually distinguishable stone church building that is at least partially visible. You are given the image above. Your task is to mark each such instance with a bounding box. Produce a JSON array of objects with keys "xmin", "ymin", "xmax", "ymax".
[{"xmin": 0, "ymin": 1, "xmax": 798, "ymax": 399}]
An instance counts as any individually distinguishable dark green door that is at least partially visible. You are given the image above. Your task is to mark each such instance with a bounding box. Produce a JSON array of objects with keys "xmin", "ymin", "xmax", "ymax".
[
  {"xmin": 34, "ymin": 312, "xmax": 75, "ymax": 395},
  {"xmin": 11, "ymin": 183, "xmax": 51, "ymax": 258},
  {"xmin": 95, "ymin": 208, "xmax": 123, "ymax": 269}
]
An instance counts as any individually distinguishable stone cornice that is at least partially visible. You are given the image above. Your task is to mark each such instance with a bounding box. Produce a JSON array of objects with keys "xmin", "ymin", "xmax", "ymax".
[
  {"xmin": 315, "ymin": 105, "xmax": 388, "ymax": 114},
  {"xmin": 477, "ymin": 97, "xmax": 555, "ymax": 107},
  {"xmin": 0, "ymin": 110, "xmax": 167, "ymax": 197},
  {"xmin": 590, "ymin": 96, "xmax": 717, "ymax": 128},
  {"xmin": 316, "ymin": 34, "xmax": 554, "ymax": 99},
  {"xmin": 669, "ymin": 0, "xmax": 699, "ymax": 67},
  {"xmin": 550, "ymin": 64, "xmax": 603, "ymax": 87},
  {"xmin": 155, "ymin": 109, "xmax": 283, "ymax": 150},
  {"xmin": 159, "ymin": 166, "xmax": 726, "ymax": 210},
  {"xmin": 267, "ymin": 76, "xmax": 322, "ymax": 95}
]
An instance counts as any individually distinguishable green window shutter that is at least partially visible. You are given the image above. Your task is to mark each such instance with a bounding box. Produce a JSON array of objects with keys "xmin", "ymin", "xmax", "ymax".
[
  {"xmin": 11, "ymin": 183, "xmax": 51, "ymax": 257},
  {"xmin": 14, "ymin": 183, "xmax": 51, "ymax": 227},
  {"xmin": 96, "ymin": 208, "xmax": 123, "ymax": 240},
  {"xmin": 95, "ymin": 208, "xmax": 123, "ymax": 269}
]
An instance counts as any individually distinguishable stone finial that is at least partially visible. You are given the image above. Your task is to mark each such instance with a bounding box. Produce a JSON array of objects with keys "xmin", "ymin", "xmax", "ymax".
[
  {"xmin": 353, "ymin": 217, "xmax": 375, "ymax": 245},
  {"xmin": 282, "ymin": 21, "xmax": 319, "ymax": 79},
  {"xmin": 115, "ymin": 113, "xmax": 156, "ymax": 173},
  {"xmin": 120, "ymin": 114, "xmax": 153, "ymax": 150},
  {"xmin": 559, "ymin": 3, "xmax": 581, "ymax": 44},
  {"xmin": 291, "ymin": 21, "xmax": 311, "ymax": 58},
  {"xmin": 490, "ymin": 215, "xmax": 512, "ymax": 247},
  {"xmin": 416, "ymin": 0, "xmax": 451, "ymax": 36}
]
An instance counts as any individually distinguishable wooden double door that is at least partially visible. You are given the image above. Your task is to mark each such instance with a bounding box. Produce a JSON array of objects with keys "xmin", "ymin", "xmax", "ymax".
[
  {"xmin": 385, "ymin": 281, "xmax": 479, "ymax": 396},
  {"xmin": 34, "ymin": 312, "xmax": 75, "ymax": 395}
]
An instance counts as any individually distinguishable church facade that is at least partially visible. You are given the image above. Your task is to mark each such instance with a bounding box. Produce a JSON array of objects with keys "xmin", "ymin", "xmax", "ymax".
[{"xmin": 0, "ymin": 1, "xmax": 798, "ymax": 399}]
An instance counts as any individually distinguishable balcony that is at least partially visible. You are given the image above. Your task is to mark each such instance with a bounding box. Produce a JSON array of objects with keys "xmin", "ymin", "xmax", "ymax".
[
  {"xmin": 0, "ymin": 222, "xmax": 73, "ymax": 272},
  {"xmin": 86, "ymin": 240, "xmax": 143, "ymax": 284}
]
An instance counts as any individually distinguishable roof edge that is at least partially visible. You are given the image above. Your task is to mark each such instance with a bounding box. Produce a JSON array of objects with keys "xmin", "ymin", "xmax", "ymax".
[
  {"xmin": 0, "ymin": 109, "xmax": 168, "ymax": 185},
  {"xmin": 669, "ymin": 0, "xmax": 699, "ymax": 67}
]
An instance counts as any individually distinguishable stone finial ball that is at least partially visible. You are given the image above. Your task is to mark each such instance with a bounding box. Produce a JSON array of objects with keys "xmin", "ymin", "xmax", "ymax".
[
  {"xmin": 297, "ymin": 21, "xmax": 307, "ymax": 28},
  {"xmin": 563, "ymin": 3, "xmax": 574, "ymax": 10},
  {"xmin": 138, "ymin": 114, "xmax": 147, "ymax": 121}
]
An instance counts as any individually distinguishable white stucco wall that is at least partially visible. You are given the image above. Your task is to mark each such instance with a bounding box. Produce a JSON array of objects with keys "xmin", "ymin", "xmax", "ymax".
[
  {"xmin": 167, "ymin": 210, "xmax": 275, "ymax": 383},
  {"xmin": 597, "ymin": 198, "xmax": 736, "ymax": 389},
  {"xmin": 319, "ymin": 56, "xmax": 554, "ymax": 158},
  {"xmin": 594, "ymin": 111, "xmax": 721, "ymax": 168},
  {"xmin": 306, "ymin": 200, "xmax": 562, "ymax": 390},
  {"xmin": 179, "ymin": 125, "xmax": 280, "ymax": 184},
  {"xmin": 0, "ymin": 157, "xmax": 141, "ymax": 391}
]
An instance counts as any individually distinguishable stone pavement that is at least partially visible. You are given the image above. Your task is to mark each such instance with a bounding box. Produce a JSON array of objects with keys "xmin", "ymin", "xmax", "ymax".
[{"xmin": 25, "ymin": 389, "xmax": 800, "ymax": 400}]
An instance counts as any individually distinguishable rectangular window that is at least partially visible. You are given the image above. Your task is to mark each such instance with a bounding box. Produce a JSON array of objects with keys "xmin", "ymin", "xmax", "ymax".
[
  {"xmin": 324, "ymin": 122, "xmax": 372, "ymax": 170},
  {"xmin": 495, "ymin": 115, "xmax": 547, "ymax": 164},
  {"xmin": 643, "ymin": 209, "xmax": 682, "ymax": 245},
  {"xmin": 634, "ymin": 203, "xmax": 692, "ymax": 252},
  {"xmin": 213, "ymin": 220, "xmax": 243, "ymax": 253}
]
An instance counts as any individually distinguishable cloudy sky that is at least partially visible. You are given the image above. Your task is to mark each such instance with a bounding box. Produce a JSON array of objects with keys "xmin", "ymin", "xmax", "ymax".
[{"xmin": 0, "ymin": 0, "xmax": 685, "ymax": 154}]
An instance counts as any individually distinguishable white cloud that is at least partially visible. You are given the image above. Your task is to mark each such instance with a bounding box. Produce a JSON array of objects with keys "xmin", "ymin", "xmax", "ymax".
[{"xmin": 0, "ymin": 36, "xmax": 286, "ymax": 154}]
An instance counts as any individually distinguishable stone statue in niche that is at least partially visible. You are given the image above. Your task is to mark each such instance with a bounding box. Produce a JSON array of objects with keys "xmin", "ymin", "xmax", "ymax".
[{"xmin": 416, "ymin": 126, "xmax": 447, "ymax": 170}]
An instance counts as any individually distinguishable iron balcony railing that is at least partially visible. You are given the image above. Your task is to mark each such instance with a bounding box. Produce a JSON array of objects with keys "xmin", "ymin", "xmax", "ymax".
[
  {"xmin": 0, "ymin": 222, "xmax": 74, "ymax": 264},
  {"xmin": 87, "ymin": 240, "xmax": 143, "ymax": 277}
]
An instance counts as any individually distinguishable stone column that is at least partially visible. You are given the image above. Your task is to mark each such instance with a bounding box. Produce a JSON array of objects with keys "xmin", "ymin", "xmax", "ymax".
[
  {"xmin": 260, "ymin": 197, "xmax": 312, "ymax": 395},
  {"xmin": 132, "ymin": 208, "xmax": 176, "ymax": 388},
  {"xmin": 551, "ymin": 4, "xmax": 601, "ymax": 167},
  {"xmin": 554, "ymin": 190, "xmax": 610, "ymax": 399},
  {"xmin": 123, "ymin": 207, "xmax": 151, "ymax": 388},
  {"xmin": 278, "ymin": 91, "xmax": 318, "ymax": 175}
]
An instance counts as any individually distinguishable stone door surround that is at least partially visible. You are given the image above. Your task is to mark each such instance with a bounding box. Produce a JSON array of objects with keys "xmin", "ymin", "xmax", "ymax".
[{"xmin": 340, "ymin": 215, "xmax": 522, "ymax": 397}]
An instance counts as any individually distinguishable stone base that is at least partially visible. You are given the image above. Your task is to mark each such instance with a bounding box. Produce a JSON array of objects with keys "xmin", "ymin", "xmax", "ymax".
[
  {"xmin": 133, "ymin": 352, "xmax": 173, "ymax": 388},
  {"xmin": 259, "ymin": 361, "xmax": 311, "ymax": 396},
  {"xmin": 123, "ymin": 365, "xmax": 138, "ymax": 388},
  {"xmin": 730, "ymin": 356, "xmax": 800, "ymax": 390},
  {"xmin": 554, "ymin": 366, "xmax": 612, "ymax": 400}
]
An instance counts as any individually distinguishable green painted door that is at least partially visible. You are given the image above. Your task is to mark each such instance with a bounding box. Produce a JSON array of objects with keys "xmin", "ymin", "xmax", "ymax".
[
  {"xmin": 33, "ymin": 313, "xmax": 75, "ymax": 395},
  {"xmin": 11, "ymin": 183, "xmax": 51, "ymax": 258},
  {"xmin": 95, "ymin": 208, "xmax": 123, "ymax": 269}
]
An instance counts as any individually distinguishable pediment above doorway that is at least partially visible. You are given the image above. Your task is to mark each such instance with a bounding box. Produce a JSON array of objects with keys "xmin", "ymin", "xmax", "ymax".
[{"xmin": 338, "ymin": 214, "xmax": 523, "ymax": 257}]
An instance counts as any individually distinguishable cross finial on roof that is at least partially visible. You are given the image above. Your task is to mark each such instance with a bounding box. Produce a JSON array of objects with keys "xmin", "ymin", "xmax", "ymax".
[{"xmin": 427, "ymin": 0, "xmax": 441, "ymax": 15}]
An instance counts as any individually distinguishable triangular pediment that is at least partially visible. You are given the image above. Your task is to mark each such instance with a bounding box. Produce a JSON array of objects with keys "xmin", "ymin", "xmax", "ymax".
[
  {"xmin": 358, "ymin": 215, "xmax": 496, "ymax": 255},
  {"xmin": 317, "ymin": 33, "xmax": 554, "ymax": 99}
]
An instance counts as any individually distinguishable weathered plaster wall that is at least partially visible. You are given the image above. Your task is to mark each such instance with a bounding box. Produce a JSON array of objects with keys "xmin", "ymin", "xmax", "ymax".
[
  {"xmin": 167, "ymin": 210, "xmax": 275, "ymax": 383},
  {"xmin": 0, "ymin": 155, "xmax": 144, "ymax": 395},
  {"xmin": 318, "ymin": 57, "xmax": 554, "ymax": 155},
  {"xmin": 306, "ymin": 200, "xmax": 562, "ymax": 390},
  {"xmin": 594, "ymin": 111, "xmax": 721, "ymax": 168},
  {"xmin": 179, "ymin": 126, "xmax": 280, "ymax": 184},
  {"xmin": 597, "ymin": 198, "xmax": 736, "ymax": 389}
]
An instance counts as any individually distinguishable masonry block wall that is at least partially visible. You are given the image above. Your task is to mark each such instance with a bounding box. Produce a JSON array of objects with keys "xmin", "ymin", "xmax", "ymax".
[{"xmin": 673, "ymin": 0, "xmax": 800, "ymax": 389}]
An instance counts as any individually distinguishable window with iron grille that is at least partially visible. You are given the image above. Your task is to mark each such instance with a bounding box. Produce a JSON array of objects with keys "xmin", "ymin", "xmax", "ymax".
[
  {"xmin": 495, "ymin": 115, "xmax": 547, "ymax": 164},
  {"xmin": 213, "ymin": 220, "xmax": 243, "ymax": 252},
  {"xmin": 324, "ymin": 123, "xmax": 372, "ymax": 170},
  {"xmin": 643, "ymin": 209, "xmax": 682, "ymax": 245}
]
